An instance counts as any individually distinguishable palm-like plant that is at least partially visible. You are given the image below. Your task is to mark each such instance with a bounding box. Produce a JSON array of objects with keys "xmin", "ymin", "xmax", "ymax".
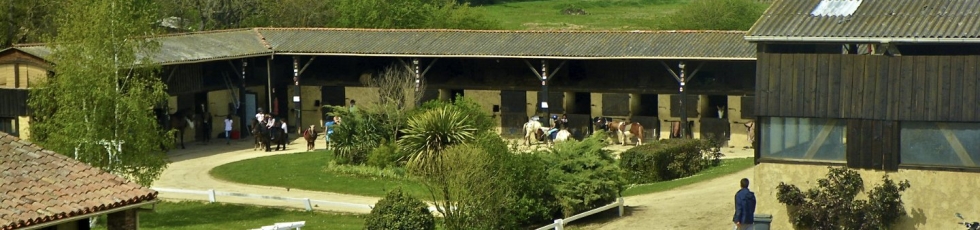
[{"xmin": 398, "ymin": 106, "xmax": 477, "ymax": 174}]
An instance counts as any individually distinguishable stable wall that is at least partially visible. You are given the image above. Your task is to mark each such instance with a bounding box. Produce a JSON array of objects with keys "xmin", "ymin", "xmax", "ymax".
[
  {"xmin": 727, "ymin": 95, "xmax": 754, "ymax": 148},
  {"xmin": 463, "ymin": 89, "xmax": 502, "ymax": 133},
  {"xmin": 286, "ymin": 86, "xmax": 323, "ymax": 130},
  {"xmin": 344, "ymin": 86, "xmax": 378, "ymax": 109},
  {"xmin": 206, "ymin": 89, "xmax": 243, "ymax": 137},
  {"xmin": 657, "ymin": 94, "xmax": 705, "ymax": 139},
  {"xmin": 754, "ymin": 163, "xmax": 976, "ymax": 230}
]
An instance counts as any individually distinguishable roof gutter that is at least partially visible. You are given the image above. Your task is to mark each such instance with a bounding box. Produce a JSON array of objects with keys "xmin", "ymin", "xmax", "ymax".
[
  {"xmin": 273, "ymin": 52, "xmax": 757, "ymax": 61},
  {"xmin": 745, "ymin": 36, "xmax": 980, "ymax": 43},
  {"xmin": 156, "ymin": 53, "xmax": 273, "ymax": 66},
  {"xmin": 19, "ymin": 199, "xmax": 159, "ymax": 230}
]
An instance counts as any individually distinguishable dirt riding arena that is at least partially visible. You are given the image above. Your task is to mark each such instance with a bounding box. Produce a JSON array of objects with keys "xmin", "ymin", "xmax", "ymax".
[{"xmin": 154, "ymin": 135, "xmax": 754, "ymax": 230}]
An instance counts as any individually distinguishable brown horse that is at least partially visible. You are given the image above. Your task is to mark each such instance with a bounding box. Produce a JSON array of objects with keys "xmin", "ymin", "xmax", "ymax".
[
  {"xmin": 170, "ymin": 110, "xmax": 195, "ymax": 149},
  {"xmin": 303, "ymin": 125, "xmax": 318, "ymax": 151},
  {"xmin": 594, "ymin": 117, "xmax": 644, "ymax": 146}
]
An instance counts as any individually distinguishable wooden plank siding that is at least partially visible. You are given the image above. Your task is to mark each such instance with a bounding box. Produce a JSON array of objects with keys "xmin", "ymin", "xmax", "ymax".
[
  {"xmin": 843, "ymin": 119, "xmax": 899, "ymax": 171},
  {"xmin": 756, "ymin": 54, "xmax": 980, "ymax": 122}
]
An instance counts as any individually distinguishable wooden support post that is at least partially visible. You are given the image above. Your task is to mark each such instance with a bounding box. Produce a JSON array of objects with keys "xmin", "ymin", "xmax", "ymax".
[
  {"xmin": 293, "ymin": 57, "xmax": 301, "ymax": 133},
  {"xmin": 803, "ymin": 120, "xmax": 838, "ymax": 159},
  {"xmin": 937, "ymin": 123, "xmax": 976, "ymax": 167}
]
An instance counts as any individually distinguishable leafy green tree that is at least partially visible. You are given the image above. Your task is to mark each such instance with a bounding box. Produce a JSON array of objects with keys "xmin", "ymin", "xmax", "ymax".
[
  {"xmin": 245, "ymin": 0, "xmax": 336, "ymax": 27},
  {"xmin": 154, "ymin": 0, "xmax": 261, "ymax": 31},
  {"xmin": 28, "ymin": 0, "xmax": 171, "ymax": 186},
  {"xmin": 660, "ymin": 0, "xmax": 768, "ymax": 30},
  {"xmin": 0, "ymin": 0, "xmax": 61, "ymax": 47}
]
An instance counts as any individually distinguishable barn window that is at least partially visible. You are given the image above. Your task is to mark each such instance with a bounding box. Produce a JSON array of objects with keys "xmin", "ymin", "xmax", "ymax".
[
  {"xmin": 760, "ymin": 117, "xmax": 846, "ymax": 162},
  {"xmin": 901, "ymin": 122, "xmax": 980, "ymax": 167}
]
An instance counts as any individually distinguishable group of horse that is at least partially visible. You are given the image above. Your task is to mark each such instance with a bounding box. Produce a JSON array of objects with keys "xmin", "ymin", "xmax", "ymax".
[{"xmin": 522, "ymin": 116, "xmax": 646, "ymax": 147}]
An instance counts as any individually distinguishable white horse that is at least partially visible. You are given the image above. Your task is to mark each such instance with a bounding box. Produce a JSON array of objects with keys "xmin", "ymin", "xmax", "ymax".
[
  {"xmin": 523, "ymin": 119, "xmax": 543, "ymax": 146},
  {"xmin": 553, "ymin": 129, "xmax": 571, "ymax": 142}
]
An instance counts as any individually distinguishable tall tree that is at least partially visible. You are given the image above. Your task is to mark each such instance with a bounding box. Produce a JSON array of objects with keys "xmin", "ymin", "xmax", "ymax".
[
  {"xmin": 155, "ymin": 0, "xmax": 260, "ymax": 31},
  {"xmin": 29, "ymin": 0, "xmax": 171, "ymax": 186},
  {"xmin": 0, "ymin": 0, "xmax": 61, "ymax": 47}
]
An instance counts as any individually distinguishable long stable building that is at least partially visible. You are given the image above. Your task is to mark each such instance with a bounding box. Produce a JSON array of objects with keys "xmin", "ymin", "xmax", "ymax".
[
  {"xmin": 747, "ymin": 0, "xmax": 980, "ymax": 229},
  {"xmin": 0, "ymin": 28, "xmax": 757, "ymax": 147}
]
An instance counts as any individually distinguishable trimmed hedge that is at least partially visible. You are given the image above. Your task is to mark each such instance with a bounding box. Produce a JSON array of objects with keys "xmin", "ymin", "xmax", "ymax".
[
  {"xmin": 365, "ymin": 189, "xmax": 435, "ymax": 230},
  {"xmin": 619, "ymin": 138, "xmax": 722, "ymax": 184}
]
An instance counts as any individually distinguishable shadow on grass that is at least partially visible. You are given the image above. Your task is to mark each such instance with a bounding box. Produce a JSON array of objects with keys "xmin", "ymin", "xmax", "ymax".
[{"xmin": 134, "ymin": 201, "xmax": 365, "ymax": 230}]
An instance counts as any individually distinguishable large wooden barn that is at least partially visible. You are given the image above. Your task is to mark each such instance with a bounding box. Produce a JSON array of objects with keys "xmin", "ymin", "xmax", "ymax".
[
  {"xmin": 0, "ymin": 28, "xmax": 757, "ymax": 147},
  {"xmin": 747, "ymin": 0, "xmax": 980, "ymax": 229}
]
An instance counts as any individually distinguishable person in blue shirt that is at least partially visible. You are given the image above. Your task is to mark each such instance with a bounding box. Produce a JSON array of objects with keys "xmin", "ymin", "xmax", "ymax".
[
  {"xmin": 733, "ymin": 178, "xmax": 757, "ymax": 230},
  {"xmin": 324, "ymin": 116, "xmax": 341, "ymax": 148}
]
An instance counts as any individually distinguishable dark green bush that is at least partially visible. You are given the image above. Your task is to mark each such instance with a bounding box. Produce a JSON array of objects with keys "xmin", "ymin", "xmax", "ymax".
[
  {"xmin": 776, "ymin": 167, "xmax": 911, "ymax": 230},
  {"xmin": 367, "ymin": 141, "xmax": 407, "ymax": 168},
  {"xmin": 539, "ymin": 132, "xmax": 625, "ymax": 217},
  {"xmin": 365, "ymin": 189, "xmax": 436, "ymax": 230},
  {"xmin": 619, "ymin": 138, "xmax": 722, "ymax": 184},
  {"xmin": 501, "ymin": 152, "xmax": 560, "ymax": 228},
  {"xmin": 329, "ymin": 106, "xmax": 386, "ymax": 165}
]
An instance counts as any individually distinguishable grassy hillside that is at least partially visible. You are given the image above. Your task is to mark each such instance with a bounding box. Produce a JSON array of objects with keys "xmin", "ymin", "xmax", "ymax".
[{"xmin": 473, "ymin": 0, "xmax": 688, "ymax": 31}]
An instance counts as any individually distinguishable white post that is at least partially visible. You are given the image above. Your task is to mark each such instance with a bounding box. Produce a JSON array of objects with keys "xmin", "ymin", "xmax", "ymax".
[
  {"xmin": 304, "ymin": 198, "xmax": 313, "ymax": 211},
  {"xmin": 554, "ymin": 219, "xmax": 564, "ymax": 230},
  {"xmin": 208, "ymin": 189, "xmax": 216, "ymax": 203},
  {"xmin": 618, "ymin": 197, "xmax": 624, "ymax": 217}
]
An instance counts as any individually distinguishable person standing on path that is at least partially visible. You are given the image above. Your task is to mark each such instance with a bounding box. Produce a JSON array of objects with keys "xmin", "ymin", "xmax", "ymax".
[
  {"xmin": 224, "ymin": 115, "xmax": 233, "ymax": 145},
  {"xmin": 281, "ymin": 118, "xmax": 289, "ymax": 144},
  {"xmin": 733, "ymin": 178, "xmax": 756, "ymax": 230}
]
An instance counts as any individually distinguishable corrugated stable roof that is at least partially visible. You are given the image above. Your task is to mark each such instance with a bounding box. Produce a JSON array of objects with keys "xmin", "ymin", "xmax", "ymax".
[
  {"xmin": 256, "ymin": 28, "xmax": 755, "ymax": 60},
  {"xmin": 149, "ymin": 29, "xmax": 271, "ymax": 65},
  {"xmin": 6, "ymin": 28, "xmax": 755, "ymax": 64},
  {"xmin": 746, "ymin": 0, "xmax": 980, "ymax": 43},
  {"xmin": 0, "ymin": 132, "xmax": 158, "ymax": 230}
]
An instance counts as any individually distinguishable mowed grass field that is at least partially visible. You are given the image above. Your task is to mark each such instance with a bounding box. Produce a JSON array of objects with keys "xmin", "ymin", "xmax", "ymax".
[{"xmin": 473, "ymin": 0, "xmax": 688, "ymax": 30}]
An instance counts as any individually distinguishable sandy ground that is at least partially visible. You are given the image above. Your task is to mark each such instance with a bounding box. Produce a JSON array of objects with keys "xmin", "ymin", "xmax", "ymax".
[{"xmin": 152, "ymin": 136, "xmax": 756, "ymax": 229}]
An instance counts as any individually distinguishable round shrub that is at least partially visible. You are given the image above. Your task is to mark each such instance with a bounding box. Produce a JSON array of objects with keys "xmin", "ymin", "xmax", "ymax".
[
  {"xmin": 365, "ymin": 189, "xmax": 435, "ymax": 230},
  {"xmin": 367, "ymin": 141, "xmax": 407, "ymax": 168}
]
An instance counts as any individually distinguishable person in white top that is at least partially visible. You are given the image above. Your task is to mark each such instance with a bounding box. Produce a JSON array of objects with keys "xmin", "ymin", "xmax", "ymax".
[
  {"xmin": 224, "ymin": 115, "xmax": 233, "ymax": 145},
  {"xmin": 280, "ymin": 119, "xmax": 289, "ymax": 144},
  {"xmin": 255, "ymin": 108, "xmax": 266, "ymax": 125}
]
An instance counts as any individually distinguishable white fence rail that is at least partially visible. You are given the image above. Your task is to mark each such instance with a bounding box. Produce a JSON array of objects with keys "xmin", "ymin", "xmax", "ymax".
[
  {"xmin": 535, "ymin": 197, "xmax": 625, "ymax": 230},
  {"xmin": 151, "ymin": 187, "xmax": 374, "ymax": 211}
]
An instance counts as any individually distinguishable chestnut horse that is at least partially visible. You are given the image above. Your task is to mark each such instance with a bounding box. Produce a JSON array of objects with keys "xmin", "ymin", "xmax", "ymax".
[
  {"xmin": 594, "ymin": 117, "xmax": 645, "ymax": 146},
  {"xmin": 303, "ymin": 125, "xmax": 318, "ymax": 151}
]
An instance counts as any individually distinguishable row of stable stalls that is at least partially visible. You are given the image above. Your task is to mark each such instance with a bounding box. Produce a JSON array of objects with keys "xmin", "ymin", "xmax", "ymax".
[
  {"xmin": 0, "ymin": 28, "xmax": 758, "ymax": 147},
  {"xmin": 241, "ymin": 28, "xmax": 759, "ymax": 147}
]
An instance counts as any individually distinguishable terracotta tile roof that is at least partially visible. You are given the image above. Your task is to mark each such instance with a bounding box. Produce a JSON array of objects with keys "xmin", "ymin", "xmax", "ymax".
[{"xmin": 0, "ymin": 132, "xmax": 157, "ymax": 230}]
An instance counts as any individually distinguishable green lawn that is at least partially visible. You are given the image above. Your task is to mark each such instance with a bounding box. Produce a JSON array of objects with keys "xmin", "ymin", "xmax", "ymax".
[
  {"xmin": 93, "ymin": 201, "xmax": 365, "ymax": 230},
  {"xmin": 474, "ymin": 0, "xmax": 687, "ymax": 30},
  {"xmin": 210, "ymin": 151, "xmax": 429, "ymax": 198},
  {"xmin": 621, "ymin": 157, "xmax": 754, "ymax": 196}
]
